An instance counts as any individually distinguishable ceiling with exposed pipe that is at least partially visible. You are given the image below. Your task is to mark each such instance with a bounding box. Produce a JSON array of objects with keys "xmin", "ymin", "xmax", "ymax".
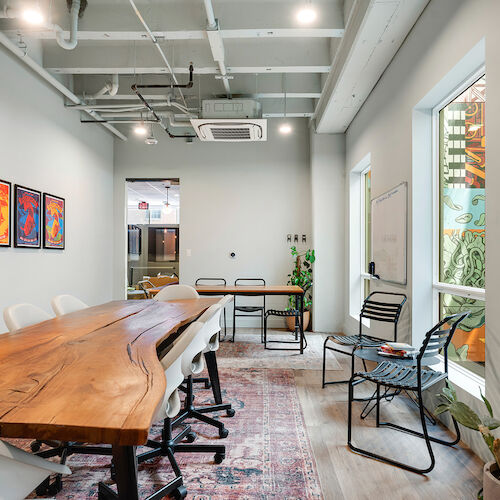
[{"xmin": 0, "ymin": 0, "xmax": 430, "ymax": 141}]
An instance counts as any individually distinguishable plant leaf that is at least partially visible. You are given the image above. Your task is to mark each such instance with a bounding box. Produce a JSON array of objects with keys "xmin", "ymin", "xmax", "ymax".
[
  {"xmin": 434, "ymin": 404, "xmax": 451, "ymax": 416},
  {"xmin": 448, "ymin": 401, "xmax": 481, "ymax": 430},
  {"xmin": 480, "ymin": 388, "xmax": 494, "ymax": 418},
  {"xmin": 442, "ymin": 384, "xmax": 457, "ymax": 403},
  {"xmin": 482, "ymin": 416, "xmax": 500, "ymax": 430}
]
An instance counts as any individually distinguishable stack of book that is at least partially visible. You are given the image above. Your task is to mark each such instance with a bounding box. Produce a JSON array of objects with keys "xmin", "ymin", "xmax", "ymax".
[{"xmin": 378, "ymin": 342, "xmax": 419, "ymax": 358}]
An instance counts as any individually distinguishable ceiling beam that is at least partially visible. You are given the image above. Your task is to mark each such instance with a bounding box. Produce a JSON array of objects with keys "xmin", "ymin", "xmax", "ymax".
[
  {"xmin": 7, "ymin": 28, "xmax": 344, "ymax": 41},
  {"xmin": 48, "ymin": 66, "xmax": 330, "ymax": 75},
  {"xmin": 86, "ymin": 92, "xmax": 321, "ymax": 100}
]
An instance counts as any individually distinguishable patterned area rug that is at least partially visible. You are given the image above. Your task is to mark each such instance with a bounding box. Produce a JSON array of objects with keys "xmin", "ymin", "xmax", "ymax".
[
  {"xmin": 18, "ymin": 368, "xmax": 322, "ymax": 499},
  {"xmin": 217, "ymin": 332, "xmax": 342, "ymax": 370}
]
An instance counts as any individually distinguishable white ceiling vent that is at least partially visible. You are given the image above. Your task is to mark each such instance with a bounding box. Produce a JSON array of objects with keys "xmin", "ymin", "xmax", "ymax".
[{"xmin": 190, "ymin": 119, "xmax": 267, "ymax": 142}]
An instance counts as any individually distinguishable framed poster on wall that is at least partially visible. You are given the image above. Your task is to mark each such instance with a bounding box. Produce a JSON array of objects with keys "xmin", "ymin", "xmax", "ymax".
[
  {"xmin": 14, "ymin": 184, "xmax": 41, "ymax": 248},
  {"xmin": 43, "ymin": 193, "xmax": 65, "ymax": 250},
  {"xmin": 0, "ymin": 179, "xmax": 11, "ymax": 247}
]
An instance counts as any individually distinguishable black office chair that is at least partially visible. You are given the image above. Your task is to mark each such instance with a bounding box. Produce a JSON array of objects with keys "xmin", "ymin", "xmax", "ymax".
[
  {"xmin": 233, "ymin": 278, "xmax": 266, "ymax": 342},
  {"xmin": 263, "ymin": 283, "xmax": 310, "ymax": 351},
  {"xmin": 322, "ymin": 291, "xmax": 407, "ymax": 387},
  {"xmin": 347, "ymin": 311, "xmax": 469, "ymax": 474},
  {"xmin": 195, "ymin": 278, "xmax": 227, "ymax": 340}
]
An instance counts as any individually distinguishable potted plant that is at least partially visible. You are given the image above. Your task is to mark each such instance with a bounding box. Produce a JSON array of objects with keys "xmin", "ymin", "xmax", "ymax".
[
  {"xmin": 285, "ymin": 246, "xmax": 315, "ymax": 331},
  {"xmin": 435, "ymin": 382, "xmax": 500, "ymax": 499}
]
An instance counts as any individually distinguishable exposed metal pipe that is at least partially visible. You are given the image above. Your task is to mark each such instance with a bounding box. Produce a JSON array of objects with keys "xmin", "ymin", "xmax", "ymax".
[
  {"xmin": 55, "ymin": 0, "xmax": 80, "ymax": 50},
  {"xmin": 85, "ymin": 74, "xmax": 119, "ymax": 99},
  {"xmin": 0, "ymin": 31, "xmax": 127, "ymax": 141},
  {"xmin": 98, "ymin": 111, "xmax": 195, "ymax": 127},
  {"xmin": 129, "ymin": 0, "xmax": 188, "ymax": 107},
  {"xmin": 202, "ymin": 0, "xmax": 231, "ymax": 97}
]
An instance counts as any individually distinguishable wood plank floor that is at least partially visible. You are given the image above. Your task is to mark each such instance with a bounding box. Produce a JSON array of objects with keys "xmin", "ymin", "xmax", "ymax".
[{"xmin": 295, "ymin": 357, "xmax": 483, "ymax": 499}]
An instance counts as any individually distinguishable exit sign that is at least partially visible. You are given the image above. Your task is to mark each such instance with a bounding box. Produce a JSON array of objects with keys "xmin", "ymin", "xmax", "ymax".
[{"xmin": 138, "ymin": 201, "xmax": 149, "ymax": 210}]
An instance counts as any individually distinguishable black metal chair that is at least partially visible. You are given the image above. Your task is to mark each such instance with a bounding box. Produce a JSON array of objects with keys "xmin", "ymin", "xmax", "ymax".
[
  {"xmin": 347, "ymin": 311, "xmax": 469, "ymax": 474},
  {"xmin": 233, "ymin": 278, "xmax": 266, "ymax": 342},
  {"xmin": 195, "ymin": 278, "xmax": 227, "ymax": 340},
  {"xmin": 322, "ymin": 292, "xmax": 407, "ymax": 387},
  {"xmin": 263, "ymin": 283, "xmax": 309, "ymax": 351}
]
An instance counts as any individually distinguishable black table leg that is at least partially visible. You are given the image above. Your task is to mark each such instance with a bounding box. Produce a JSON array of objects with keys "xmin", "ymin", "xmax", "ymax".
[
  {"xmin": 299, "ymin": 293, "xmax": 304, "ymax": 354},
  {"xmin": 113, "ymin": 445, "xmax": 139, "ymax": 500},
  {"xmin": 204, "ymin": 350, "xmax": 222, "ymax": 405}
]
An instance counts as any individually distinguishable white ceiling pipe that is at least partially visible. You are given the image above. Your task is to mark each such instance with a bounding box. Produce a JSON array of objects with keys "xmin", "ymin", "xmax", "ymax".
[
  {"xmin": 202, "ymin": 0, "xmax": 231, "ymax": 97},
  {"xmin": 85, "ymin": 74, "xmax": 120, "ymax": 99},
  {"xmin": 129, "ymin": 0, "xmax": 188, "ymax": 108},
  {"xmin": 99, "ymin": 111, "xmax": 195, "ymax": 127},
  {"xmin": 55, "ymin": 0, "xmax": 80, "ymax": 50},
  {"xmin": 0, "ymin": 31, "xmax": 127, "ymax": 141}
]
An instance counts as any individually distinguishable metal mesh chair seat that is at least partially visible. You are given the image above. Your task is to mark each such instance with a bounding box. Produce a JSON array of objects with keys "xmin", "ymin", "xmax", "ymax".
[
  {"xmin": 235, "ymin": 305, "xmax": 264, "ymax": 313},
  {"xmin": 265, "ymin": 309, "xmax": 299, "ymax": 318},
  {"xmin": 358, "ymin": 361, "xmax": 447, "ymax": 391},
  {"xmin": 327, "ymin": 334, "xmax": 384, "ymax": 348}
]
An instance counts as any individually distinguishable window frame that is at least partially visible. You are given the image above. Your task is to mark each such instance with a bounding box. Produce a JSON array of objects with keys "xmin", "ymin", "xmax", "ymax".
[
  {"xmin": 360, "ymin": 166, "xmax": 371, "ymax": 299},
  {"xmin": 431, "ymin": 66, "xmax": 486, "ymax": 381}
]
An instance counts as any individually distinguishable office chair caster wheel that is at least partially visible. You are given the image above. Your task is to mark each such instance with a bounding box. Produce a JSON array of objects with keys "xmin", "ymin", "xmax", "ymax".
[
  {"xmin": 226, "ymin": 408, "xmax": 235, "ymax": 417},
  {"xmin": 214, "ymin": 453, "xmax": 225, "ymax": 464},
  {"xmin": 30, "ymin": 440, "xmax": 41, "ymax": 452},
  {"xmin": 219, "ymin": 427, "xmax": 229, "ymax": 439},
  {"xmin": 172, "ymin": 485, "xmax": 187, "ymax": 499},
  {"xmin": 185, "ymin": 431, "xmax": 197, "ymax": 443}
]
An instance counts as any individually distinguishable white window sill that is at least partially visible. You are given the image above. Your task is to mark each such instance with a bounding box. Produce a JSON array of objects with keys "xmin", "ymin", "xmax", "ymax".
[{"xmin": 429, "ymin": 355, "xmax": 485, "ymax": 400}]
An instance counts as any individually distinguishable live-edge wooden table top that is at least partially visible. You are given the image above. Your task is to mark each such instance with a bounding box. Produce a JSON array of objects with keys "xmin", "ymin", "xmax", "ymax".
[
  {"xmin": 147, "ymin": 284, "xmax": 304, "ymax": 297},
  {"xmin": 0, "ymin": 298, "xmax": 218, "ymax": 446}
]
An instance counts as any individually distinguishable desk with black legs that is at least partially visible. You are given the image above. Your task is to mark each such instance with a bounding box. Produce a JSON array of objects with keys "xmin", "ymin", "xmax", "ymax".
[{"xmin": 0, "ymin": 298, "xmax": 218, "ymax": 500}]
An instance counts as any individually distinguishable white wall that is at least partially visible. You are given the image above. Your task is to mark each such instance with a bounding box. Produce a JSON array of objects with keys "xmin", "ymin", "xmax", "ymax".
[
  {"xmin": 0, "ymin": 45, "xmax": 115, "ymax": 332},
  {"xmin": 113, "ymin": 119, "xmax": 312, "ymax": 326},
  {"xmin": 310, "ymin": 131, "xmax": 345, "ymax": 332},
  {"xmin": 344, "ymin": 0, "xmax": 500, "ymax": 461}
]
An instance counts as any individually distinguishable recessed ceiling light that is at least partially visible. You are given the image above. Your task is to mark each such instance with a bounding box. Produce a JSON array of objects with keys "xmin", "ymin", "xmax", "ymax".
[
  {"xmin": 279, "ymin": 123, "xmax": 292, "ymax": 134},
  {"xmin": 22, "ymin": 8, "xmax": 44, "ymax": 25},
  {"xmin": 297, "ymin": 6, "xmax": 317, "ymax": 24}
]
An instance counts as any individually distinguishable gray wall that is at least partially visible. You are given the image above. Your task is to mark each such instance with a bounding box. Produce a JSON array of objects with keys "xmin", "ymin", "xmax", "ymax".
[
  {"xmin": 344, "ymin": 0, "xmax": 500, "ymax": 461},
  {"xmin": 0, "ymin": 43, "xmax": 114, "ymax": 332},
  {"xmin": 113, "ymin": 119, "xmax": 312, "ymax": 326}
]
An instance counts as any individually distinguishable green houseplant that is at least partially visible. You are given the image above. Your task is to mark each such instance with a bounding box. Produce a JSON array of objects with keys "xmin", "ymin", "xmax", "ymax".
[
  {"xmin": 285, "ymin": 246, "xmax": 315, "ymax": 331},
  {"xmin": 435, "ymin": 382, "xmax": 500, "ymax": 499}
]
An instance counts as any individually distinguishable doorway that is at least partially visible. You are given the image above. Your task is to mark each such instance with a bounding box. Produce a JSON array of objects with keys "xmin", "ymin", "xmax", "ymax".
[{"xmin": 126, "ymin": 179, "xmax": 180, "ymax": 287}]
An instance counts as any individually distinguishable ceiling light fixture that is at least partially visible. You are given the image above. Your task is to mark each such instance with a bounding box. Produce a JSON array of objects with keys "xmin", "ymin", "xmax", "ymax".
[
  {"xmin": 145, "ymin": 125, "xmax": 158, "ymax": 145},
  {"xmin": 22, "ymin": 8, "xmax": 44, "ymax": 25},
  {"xmin": 279, "ymin": 123, "xmax": 292, "ymax": 134},
  {"xmin": 134, "ymin": 123, "xmax": 147, "ymax": 136},
  {"xmin": 297, "ymin": 1, "xmax": 317, "ymax": 24},
  {"xmin": 279, "ymin": 74, "xmax": 293, "ymax": 135}
]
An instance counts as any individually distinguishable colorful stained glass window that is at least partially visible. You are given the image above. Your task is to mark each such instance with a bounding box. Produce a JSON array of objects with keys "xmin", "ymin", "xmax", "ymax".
[{"xmin": 438, "ymin": 75, "xmax": 485, "ymax": 377}]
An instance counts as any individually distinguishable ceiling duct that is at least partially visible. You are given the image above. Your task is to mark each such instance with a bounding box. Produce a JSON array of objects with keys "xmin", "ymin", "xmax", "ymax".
[{"xmin": 190, "ymin": 99, "xmax": 267, "ymax": 142}]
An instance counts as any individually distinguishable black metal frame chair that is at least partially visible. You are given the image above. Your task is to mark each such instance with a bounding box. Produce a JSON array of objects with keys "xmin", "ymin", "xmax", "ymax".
[
  {"xmin": 233, "ymin": 278, "xmax": 266, "ymax": 342},
  {"xmin": 322, "ymin": 291, "xmax": 407, "ymax": 387},
  {"xmin": 263, "ymin": 283, "xmax": 309, "ymax": 351},
  {"xmin": 195, "ymin": 278, "xmax": 227, "ymax": 340},
  {"xmin": 347, "ymin": 311, "xmax": 469, "ymax": 474}
]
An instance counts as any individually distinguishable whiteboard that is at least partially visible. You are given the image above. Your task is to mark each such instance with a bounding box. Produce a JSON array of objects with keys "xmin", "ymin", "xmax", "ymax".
[{"xmin": 371, "ymin": 182, "xmax": 407, "ymax": 285}]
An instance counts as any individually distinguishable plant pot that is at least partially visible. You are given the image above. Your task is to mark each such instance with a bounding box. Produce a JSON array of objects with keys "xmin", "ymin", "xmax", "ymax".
[
  {"xmin": 483, "ymin": 461, "xmax": 500, "ymax": 500},
  {"xmin": 286, "ymin": 311, "xmax": 310, "ymax": 332}
]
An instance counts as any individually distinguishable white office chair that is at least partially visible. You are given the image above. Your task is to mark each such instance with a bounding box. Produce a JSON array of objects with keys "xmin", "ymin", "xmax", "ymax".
[
  {"xmin": 130, "ymin": 321, "xmax": 225, "ymax": 500},
  {"xmin": 3, "ymin": 303, "xmax": 51, "ymax": 333},
  {"xmin": 153, "ymin": 284, "xmax": 199, "ymax": 301},
  {"xmin": 0, "ymin": 440, "xmax": 71, "ymax": 500},
  {"xmin": 51, "ymin": 294, "xmax": 89, "ymax": 316}
]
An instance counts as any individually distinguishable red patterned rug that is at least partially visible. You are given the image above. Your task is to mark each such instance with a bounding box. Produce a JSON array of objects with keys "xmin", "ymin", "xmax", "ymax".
[{"xmin": 16, "ymin": 368, "xmax": 322, "ymax": 499}]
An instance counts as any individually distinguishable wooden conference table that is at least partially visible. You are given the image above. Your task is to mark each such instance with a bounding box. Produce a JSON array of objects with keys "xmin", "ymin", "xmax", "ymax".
[
  {"xmin": 147, "ymin": 284, "xmax": 306, "ymax": 353},
  {"xmin": 0, "ymin": 298, "xmax": 218, "ymax": 499}
]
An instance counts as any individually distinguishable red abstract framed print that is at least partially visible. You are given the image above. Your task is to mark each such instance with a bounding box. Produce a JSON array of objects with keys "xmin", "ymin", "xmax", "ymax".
[
  {"xmin": 0, "ymin": 179, "xmax": 11, "ymax": 247},
  {"xmin": 14, "ymin": 185, "xmax": 41, "ymax": 248}
]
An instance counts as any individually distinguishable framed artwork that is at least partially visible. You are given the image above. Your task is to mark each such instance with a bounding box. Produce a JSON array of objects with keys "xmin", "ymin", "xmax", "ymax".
[
  {"xmin": 0, "ymin": 179, "xmax": 11, "ymax": 247},
  {"xmin": 14, "ymin": 185, "xmax": 41, "ymax": 248},
  {"xmin": 43, "ymin": 193, "xmax": 65, "ymax": 250}
]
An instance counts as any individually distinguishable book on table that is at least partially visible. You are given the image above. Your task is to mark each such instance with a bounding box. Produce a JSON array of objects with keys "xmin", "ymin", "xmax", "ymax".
[{"xmin": 378, "ymin": 342, "xmax": 419, "ymax": 358}]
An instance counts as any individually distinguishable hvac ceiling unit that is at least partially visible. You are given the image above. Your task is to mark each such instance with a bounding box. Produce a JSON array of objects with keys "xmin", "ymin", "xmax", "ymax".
[{"xmin": 190, "ymin": 99, "xmax": 267, "ymax": 142}]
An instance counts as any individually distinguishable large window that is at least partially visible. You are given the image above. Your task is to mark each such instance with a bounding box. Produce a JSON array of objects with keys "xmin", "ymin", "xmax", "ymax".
[
  {"xmin": 362, "ymin": 168, "xmax": 371, "ymax": 298},
  {"xmin": 435, "ymin": 74, "xmax": 485, "ymax": 378}
]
